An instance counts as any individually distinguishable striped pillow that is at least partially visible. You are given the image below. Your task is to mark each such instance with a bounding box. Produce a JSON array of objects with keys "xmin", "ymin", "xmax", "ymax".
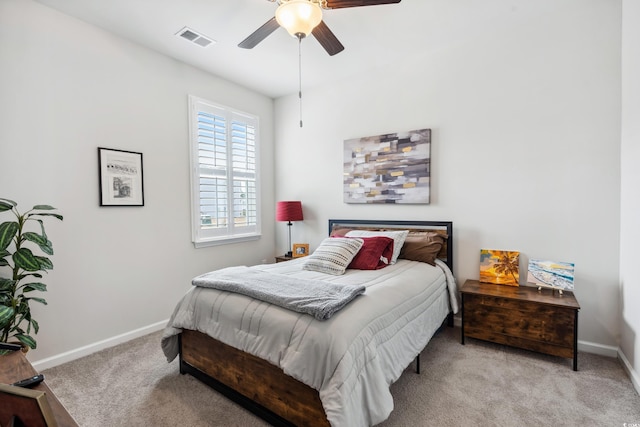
[{"xmin": 303, "ymin": 237, "xmax": 364, "ymax": 275}]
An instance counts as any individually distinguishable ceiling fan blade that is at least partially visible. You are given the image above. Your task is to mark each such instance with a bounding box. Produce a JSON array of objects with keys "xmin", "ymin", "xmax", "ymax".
[
  {"xmin": 312, "ymin": 20, "xmax": 345, "ymax": 56},
  {"xmin": 238, "ymin": 17, "xmax": 280, "ymax": 49},
  {"xmin": 325, "ymin": 0, "xmax": 401, "ymax": 9}
]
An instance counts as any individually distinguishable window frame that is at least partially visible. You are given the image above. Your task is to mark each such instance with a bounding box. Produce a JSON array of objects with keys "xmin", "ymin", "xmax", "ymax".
[{"xmin": 188, "ymin": 95, "xmax": 261, "ymax": 248}]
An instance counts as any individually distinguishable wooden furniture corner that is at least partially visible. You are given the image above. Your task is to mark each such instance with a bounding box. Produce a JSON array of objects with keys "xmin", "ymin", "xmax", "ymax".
[
  {"xmin": 0, "ymin": 350, "xmax": 78, "ymax": 427},
  {"xmin": 460, "ymin": 279, "xmax": 580, "ymax": 370}
]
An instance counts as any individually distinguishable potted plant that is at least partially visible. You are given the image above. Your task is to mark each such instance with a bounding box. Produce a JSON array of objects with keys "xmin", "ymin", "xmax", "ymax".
[{"xmin": 0, "ymin": 198, "xmax": 63, "ymax": 350}]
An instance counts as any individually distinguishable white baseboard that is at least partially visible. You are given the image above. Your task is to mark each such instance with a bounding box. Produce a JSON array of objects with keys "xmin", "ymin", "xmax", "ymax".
[
  {"xmin": 32, "ymin": 319, "xmax": 168, "ymax": 371},
  {"xmin": 618, "ymin": 349, "xmax": 640, "ymax": 396},
  {"xmin": 577, "ymin": 339, "xmax": 618, "ymax": 358}
]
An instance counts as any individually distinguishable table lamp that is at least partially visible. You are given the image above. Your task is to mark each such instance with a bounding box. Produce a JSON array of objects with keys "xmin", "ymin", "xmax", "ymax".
[{"xmin": 276, "ymin": 201, "xmax": 303, "ymax": 257}]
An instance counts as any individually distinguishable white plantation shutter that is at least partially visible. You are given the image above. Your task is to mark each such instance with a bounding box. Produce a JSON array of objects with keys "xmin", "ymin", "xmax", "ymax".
[{"xmin": 189, "ymin": 96, "xmax": 260, "ymax": 246}]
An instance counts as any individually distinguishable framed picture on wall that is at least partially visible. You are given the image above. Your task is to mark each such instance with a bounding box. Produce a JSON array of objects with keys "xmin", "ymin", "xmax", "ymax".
[
  {"xmin": 98, "ymin": 147, "xmax": 144, "ymax": 206},
  {"xmin": 343, "ymin": 128, "xmax": 431, "ymax": 204}
]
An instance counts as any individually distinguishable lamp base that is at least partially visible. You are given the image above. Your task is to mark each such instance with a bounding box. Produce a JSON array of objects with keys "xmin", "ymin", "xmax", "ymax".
[{"xmin": 285, "ymin": 251, "xmax": 293, "ymax": 258}]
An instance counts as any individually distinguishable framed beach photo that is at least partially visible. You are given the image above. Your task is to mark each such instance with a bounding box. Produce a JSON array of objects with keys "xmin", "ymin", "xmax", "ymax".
[
  {"xmin": 98, "ymin": 147, "xmax": 144, "ymax": 206},
  {"xmin": 527, "ymin": 259, "xmax": 575, "ymax": 291},
  {"xmin": 293, "ymin": 243, "xmax": 309, "ymax": 258}
]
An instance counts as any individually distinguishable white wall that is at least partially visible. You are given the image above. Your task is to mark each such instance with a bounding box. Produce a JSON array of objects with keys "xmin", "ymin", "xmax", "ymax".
[
  {"xmin": 0, "ymin": 0, "xmax": 275, "ymax": 363},
  {"xmin": 275, "ymin": 0, "xmax": 622, "ymax": 350},
  {"xmin": 620, "ymin": 0, "xmax": 640, "ymax": 387}
]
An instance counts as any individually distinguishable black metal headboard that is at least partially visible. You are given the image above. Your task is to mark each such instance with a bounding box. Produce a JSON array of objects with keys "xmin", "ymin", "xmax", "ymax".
[{"xmin": 328, "ymin": 219, "xmax": 453, "ymax": 272}]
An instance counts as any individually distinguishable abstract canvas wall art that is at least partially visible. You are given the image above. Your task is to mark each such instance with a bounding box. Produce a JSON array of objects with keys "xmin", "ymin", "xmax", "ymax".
[
  {"xmin": 343, "ymin": 129, "xmax": 431, "ymax": 204},
  {"xmin": 479, "ymin": 249, "xmax": 520, "ymax": 286},
  {"xmin": 527, "ymin": 259, "xmax": 575, "ymax": 291}
]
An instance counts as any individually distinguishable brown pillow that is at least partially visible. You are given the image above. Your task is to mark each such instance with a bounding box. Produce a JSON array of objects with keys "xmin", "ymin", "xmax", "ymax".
[
  {"xmin": 329, "ymin": 227, "xmax": 353, "ymax": 237},
  {"xmin": 399, "ymin": 232, "xmax": 447, "ymax": 266}
]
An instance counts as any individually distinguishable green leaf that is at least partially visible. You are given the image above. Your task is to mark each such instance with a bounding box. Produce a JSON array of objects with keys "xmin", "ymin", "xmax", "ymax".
[
  {"xmin": 22, "ymin": 231, "xmax": 48, "ymax": 246},
  {"xmin": 15, "ymin": 333, "xmax": 36, "ymax": 350},
  {"xmin": 0, "ymin": 305, "xmax": 14, "ymax": 327},
  {"xmin": 18, "ymin": 273, "xmax": 42, "ymax": 279},
  {"xmin": 32, "ymin": 205, "xmax": 56, "ymax": 210},
  {"xmin": 16, "ymin": 299, "xmax": 29, "ymax": 312},
  {"xmin": 22, "ymin": 282, "xmax": 47, "ymax": 292},
  {"xmin": 0, "ymin": 259, "xmax": 9, "ymax": 267},
  {"xmin": 0, "ymin": 278, "xmax": 14, "ymax": 291},
  {"xmin": 28, "ymin": 297, "xmax": 47, "ymax": 305},
  {"xmin": 0, "ymin": 201, "xmax": 15, "ymax": 212},
  {"xmin": 22, "ymin": 232, "xmax": 54, "ymax": 255},
  {"xmin": 0, "ymin": 198, "xmax": 17, "ymax": 207},
  {"xmin": 0, "ymin": 221, "xmax": 19, "ymax": 251},
  {"xmin": 35, "ymin": 256, "xmax": 53, "ymax": 270},
  {"xmin": 28, "ymin": 212, "xmax": 63, "ymax": 221},
  {"xmin": 13, "ymin": 248, "xmax": 41, "ymax": 271},
  {"xmin": 30, "ymin": 318, "xmax": 39, "ymax": 334},
  {"xmin": 37, "ymin": 220, "xmax": 47, "ymax": 241}
]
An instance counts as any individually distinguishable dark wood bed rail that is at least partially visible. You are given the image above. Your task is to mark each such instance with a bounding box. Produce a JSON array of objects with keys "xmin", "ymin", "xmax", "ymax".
[{"xmin": 179, "ymin": 330, "xmax": 329, "ymax": 427}]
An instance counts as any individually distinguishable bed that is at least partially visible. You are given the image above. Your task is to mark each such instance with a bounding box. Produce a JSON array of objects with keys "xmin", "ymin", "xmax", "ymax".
[{"xmin": 162, "ymin": 219, "xmax": 456, "ymax": 427}]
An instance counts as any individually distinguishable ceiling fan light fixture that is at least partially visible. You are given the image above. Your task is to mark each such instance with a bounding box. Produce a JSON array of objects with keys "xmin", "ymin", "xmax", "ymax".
[{"xmin": 275, "ymin": 0, "xmax": 323, "ymax": 38}]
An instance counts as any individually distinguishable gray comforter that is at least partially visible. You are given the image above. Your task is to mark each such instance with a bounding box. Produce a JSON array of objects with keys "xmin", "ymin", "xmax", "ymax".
[
  {"xmin": 163, "ymin": 258, "xmax": 458, "ymax": 427},
  {"xmin": 192, "ymin": 266, "xmax": 365, "ymax": 320}
]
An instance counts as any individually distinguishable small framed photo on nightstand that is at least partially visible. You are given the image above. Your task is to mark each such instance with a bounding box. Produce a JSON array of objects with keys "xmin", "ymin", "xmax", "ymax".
[{"xmin": 293, "ymin": 243, "xmax": 309, "ymax": 258}]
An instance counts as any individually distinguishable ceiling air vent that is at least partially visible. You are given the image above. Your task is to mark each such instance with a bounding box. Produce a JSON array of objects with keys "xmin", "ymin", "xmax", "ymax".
[{"xmin": 176, "ymin": 27, "xmax": 215, "ymax": 48}]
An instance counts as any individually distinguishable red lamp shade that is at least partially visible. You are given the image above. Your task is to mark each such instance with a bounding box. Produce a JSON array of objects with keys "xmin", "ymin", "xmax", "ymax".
[{"xmin": 276, "ymin": 201, "xmax": 303, "ymax": 222}]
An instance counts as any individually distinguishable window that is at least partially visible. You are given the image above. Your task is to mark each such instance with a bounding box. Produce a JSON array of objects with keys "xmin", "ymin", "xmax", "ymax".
[{"xmin": 189, "ymin": 96, "xmax": 260, "ymax": 247}]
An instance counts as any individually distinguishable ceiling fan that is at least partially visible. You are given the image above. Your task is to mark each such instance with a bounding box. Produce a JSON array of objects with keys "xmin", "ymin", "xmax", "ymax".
[{"xmin": 238, "ymin": 0, "xmax": 402, "ymax": 56}]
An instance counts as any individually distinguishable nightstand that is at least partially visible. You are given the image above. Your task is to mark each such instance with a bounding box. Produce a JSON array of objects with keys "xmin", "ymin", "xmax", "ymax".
[
  {"xmin": 460, "ymin": 279, "xmax": 580, "ymax": 370},
  {"xmin": 275, "ymin": 255, "xmax": 294, "ymax": 263}
]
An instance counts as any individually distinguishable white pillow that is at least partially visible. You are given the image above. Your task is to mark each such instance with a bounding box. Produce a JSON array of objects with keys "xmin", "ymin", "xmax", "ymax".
[
  {"xmin": 303, "ymin": 237, "xmax": 364, "ymax": 275},
  {"xmin": 345, "ymin": 229, "xmax": 409, "ymax": 264}
]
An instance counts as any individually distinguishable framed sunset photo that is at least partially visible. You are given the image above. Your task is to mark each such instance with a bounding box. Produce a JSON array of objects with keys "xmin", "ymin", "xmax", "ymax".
[{"xmin": 479, "ymin": 249, "xmax": 520, "ymax": 286}]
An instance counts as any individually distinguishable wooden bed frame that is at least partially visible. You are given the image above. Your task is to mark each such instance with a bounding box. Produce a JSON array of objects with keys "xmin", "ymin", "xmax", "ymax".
[{"xmin": 179, "ymin": 219, "xmax": 454, "ymax": 427}]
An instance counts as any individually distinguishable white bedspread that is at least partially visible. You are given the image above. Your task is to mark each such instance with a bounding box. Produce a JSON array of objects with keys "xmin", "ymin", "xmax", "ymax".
[{"xmin": 162, "ymin": 258, "xmax": 458, "ymax": 427}]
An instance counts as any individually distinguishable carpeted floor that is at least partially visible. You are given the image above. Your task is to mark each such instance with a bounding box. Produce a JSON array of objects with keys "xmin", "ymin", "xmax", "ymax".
[{"xmin": 42, "ymin": 326, "xmax": 640, "ymax": 426}]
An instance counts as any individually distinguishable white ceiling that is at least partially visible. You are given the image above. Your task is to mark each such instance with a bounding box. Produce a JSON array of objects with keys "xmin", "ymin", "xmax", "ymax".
[{"xmin": 33, "ymin": 0, "xmax": 555, "ymax": 99}]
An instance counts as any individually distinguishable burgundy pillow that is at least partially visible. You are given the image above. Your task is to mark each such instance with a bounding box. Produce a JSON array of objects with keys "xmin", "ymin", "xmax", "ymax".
[{"xmin": 348, "ymin": 236, "xmax": 394, "ymax": 270}]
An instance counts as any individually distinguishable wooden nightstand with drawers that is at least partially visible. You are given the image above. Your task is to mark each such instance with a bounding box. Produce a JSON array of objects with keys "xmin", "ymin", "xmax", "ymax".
[{"xmin": 460, "ymin": 279, "xmax": 580, "ymax": 370}]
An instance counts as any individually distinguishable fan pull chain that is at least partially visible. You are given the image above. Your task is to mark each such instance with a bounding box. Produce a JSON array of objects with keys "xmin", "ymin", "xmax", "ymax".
[{"xmin": 298, "ymin": 34, "xmax": 303, "ymax": 128}]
